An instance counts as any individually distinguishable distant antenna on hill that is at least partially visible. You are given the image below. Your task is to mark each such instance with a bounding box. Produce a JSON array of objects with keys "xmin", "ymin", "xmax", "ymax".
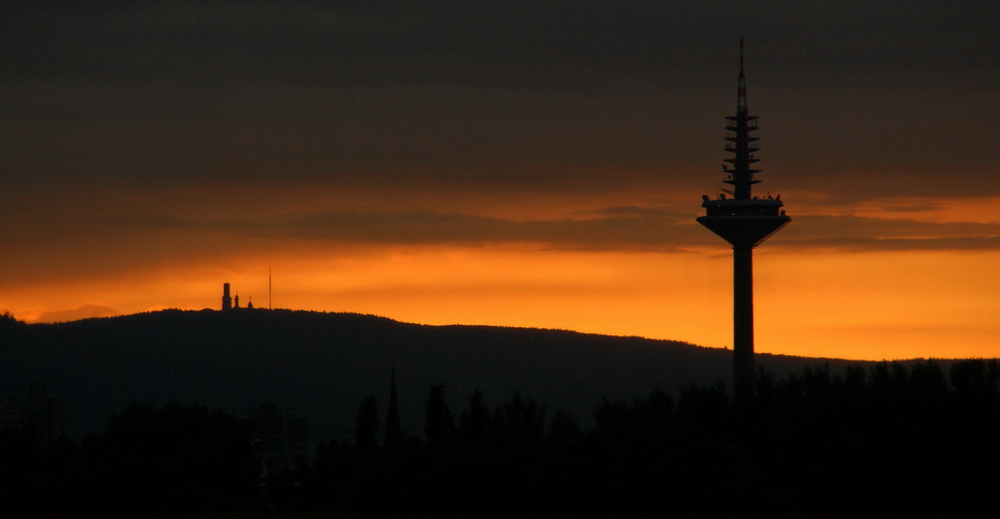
[{"xmin": 269, "ymin": 266, "xmax": 272, "ymax": 310}]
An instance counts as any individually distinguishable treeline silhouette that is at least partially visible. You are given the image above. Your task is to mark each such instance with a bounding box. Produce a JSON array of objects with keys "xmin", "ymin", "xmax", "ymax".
[
  {"xmin": 1, "ymin": 401, "xmax": 258, "ymax": 518},
  {"xmin": 2, "ymin": 308, "xmax": 803, "ymax": 439},
  {"xmin": 2, "ymin": 359, "xmax": 998, "ymax": 517}
]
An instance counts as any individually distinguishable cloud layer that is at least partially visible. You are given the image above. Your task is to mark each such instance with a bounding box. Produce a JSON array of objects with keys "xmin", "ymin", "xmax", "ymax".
[
  {"xmin": 4, "ymin": 1, "xmax": 997, "ymax": 197},
  {"xmin": 5, "ymin": 198, "xmax": 998, "ymax": 289}
]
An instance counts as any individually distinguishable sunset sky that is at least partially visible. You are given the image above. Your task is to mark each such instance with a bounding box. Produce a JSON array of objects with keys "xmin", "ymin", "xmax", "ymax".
[{"xmin": 3, "ymin": 2, "xmax": 998, "ymax": 360}]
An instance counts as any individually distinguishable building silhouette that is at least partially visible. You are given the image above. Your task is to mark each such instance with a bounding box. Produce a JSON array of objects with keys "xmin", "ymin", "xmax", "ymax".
[
  {"xmin": 221, "ymin": 282, "xmax": 255, "ymax": 311},
  {"xmin": 697, "ymin": 39, "xmax": 790, "ymax": 397},
  {"xmin": 222, "ymin": 282, "xmax": 233, "ymax": 311}
]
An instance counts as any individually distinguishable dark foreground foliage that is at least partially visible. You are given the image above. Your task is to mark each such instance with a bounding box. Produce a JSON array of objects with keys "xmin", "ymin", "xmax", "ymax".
[
  {"xmin": 1, "ymin": 401, "xmax": 258, "ymax": 518},
  {"xmin": 2, "ymin": 359, "xmax": 998, "ymax": 517}
]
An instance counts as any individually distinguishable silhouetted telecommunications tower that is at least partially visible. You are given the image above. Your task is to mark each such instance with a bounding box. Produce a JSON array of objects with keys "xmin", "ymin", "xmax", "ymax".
[{"xmin": 697, "ymin": 39, "xmax": 790, "ymax": 398}]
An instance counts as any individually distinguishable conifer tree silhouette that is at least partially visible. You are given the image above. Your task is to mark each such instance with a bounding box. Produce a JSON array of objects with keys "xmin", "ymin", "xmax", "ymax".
[
  {"xmin": 424, "ymin": 384, "xmax": 454, "ymax": 448},
  {"xmin": 459, "ymin": 389, "xmax": 491, "ymax": 445},
  {"xmin": 355, "ymin": 396, "xmax": 379, "ymax": 452}
]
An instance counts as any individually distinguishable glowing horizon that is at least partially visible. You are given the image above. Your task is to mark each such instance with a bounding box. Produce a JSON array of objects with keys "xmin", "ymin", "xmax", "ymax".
[{"xmin": 6, "ymin": 218, "xmax": 998, "ymax": 362}]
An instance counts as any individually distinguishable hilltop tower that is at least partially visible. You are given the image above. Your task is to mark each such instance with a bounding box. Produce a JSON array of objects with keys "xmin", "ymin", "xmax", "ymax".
[
  {"xmin": 222, "ymin": 283, "xmax": 233, "ymax": 311},
  {"xmin": 697, "ymin": 39, "xmax": 790, "ymax": 398}
]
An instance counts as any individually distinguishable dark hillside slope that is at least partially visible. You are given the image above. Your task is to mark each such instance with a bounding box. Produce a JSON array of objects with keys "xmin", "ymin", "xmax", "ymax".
[{"xmin": 4, "ymin": 309, "xmax": 864, "ymax": 437}]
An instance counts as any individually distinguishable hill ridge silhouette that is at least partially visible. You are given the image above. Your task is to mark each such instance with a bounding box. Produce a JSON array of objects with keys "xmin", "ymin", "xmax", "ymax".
[{"xmin": 0, "ymin": 308, "xmax": 943, "ymax": 438}]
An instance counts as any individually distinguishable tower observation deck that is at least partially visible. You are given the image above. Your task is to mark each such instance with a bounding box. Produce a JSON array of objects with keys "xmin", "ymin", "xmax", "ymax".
[{"xmin": 697, "ymin": 39, "xmax": 790, "ymax": 397}]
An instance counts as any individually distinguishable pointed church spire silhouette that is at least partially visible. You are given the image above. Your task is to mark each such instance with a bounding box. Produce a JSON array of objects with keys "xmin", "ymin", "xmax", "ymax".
[
  {"xmin": 384, "ymin": 366, "xmax": 403, "ymax": 449},
  {"xmin": 697, "ymin": 39, "xmax": 790, "ymax": 398}
]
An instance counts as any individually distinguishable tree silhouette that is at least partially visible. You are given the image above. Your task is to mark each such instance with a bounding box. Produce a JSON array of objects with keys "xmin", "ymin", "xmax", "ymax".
[
  {"xmin": 458, "ymin": 389, "xmax": 491, "ymax": 445},
  {"xmin": 950, "ymin": 358, "xmax": 999, "ymax": 407},
  {"xmin": 81, "ymin": 401, "xmax": 256, "ymax": 516},
  {"xmin": 424, "ymin": 384, "xmax": 454, "ymax": 448},
  {"xmin": 548, "ymin": 409, "xmax": 581, "ymax": 442},
  {"xmin": 493, "ymin": 392, "xmax": 546, "ymax": 446},
  {"xmin": 355, "ymin": 396, "xmax": 380, "ymax": 452}
]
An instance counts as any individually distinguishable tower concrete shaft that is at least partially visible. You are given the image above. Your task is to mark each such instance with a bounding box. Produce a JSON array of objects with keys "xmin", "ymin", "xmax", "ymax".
[
  {"xmin": 696, "ymin": 39, "xmax": 789, "ymax": 397},
  {"xmin": 733, "ymin": 245, "xmax": 754, "ymax": 394}
]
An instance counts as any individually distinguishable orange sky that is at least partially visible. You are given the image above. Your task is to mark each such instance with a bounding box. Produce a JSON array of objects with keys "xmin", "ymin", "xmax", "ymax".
[
  {"xmin": 5, "ymin": 193, "xmax": 998, "ymax": 361},
  {"xmin": 2, "ymin": 3, "xmax": 998, "ymax": 361}
]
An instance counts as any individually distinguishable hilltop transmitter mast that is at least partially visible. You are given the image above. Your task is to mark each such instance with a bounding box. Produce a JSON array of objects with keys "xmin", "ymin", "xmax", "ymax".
[{"xmin": 697, "ymin": 39, "xmax": 790, "ymax": 397}]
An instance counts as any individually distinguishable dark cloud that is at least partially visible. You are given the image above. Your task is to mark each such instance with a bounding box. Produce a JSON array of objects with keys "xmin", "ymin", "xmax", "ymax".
[
  {"xmin": 141, "ymin": 208, "xmax": 702, "ymax": 251},
  {"xmin": 2, "ymin": 0, "xmax": 997, "ymax": 275},
  {"xmin": 5, "ymin": 1, "xmax": 996, "ymax": 87},
  {"xmin": 776, "ymin": 235, "xmax": 1000, "ymax": 253},
  {"xmin": 3, "ymin": 2, "xmax": 707, "ymax": 88},
  {"xmin": 575, "ymin": 206, "xmax": 688, "ymax": 219},
  {"xmin": 24, "ymin": 206, "xmax": 1000, "ymax": 258},
  {"xmin": 0, "ymin": 80, "xmax": 718, "ymax": 192},
  {"xmin": 3, "ymin": 195, "xmax": 998, "ymax": 291},
  {"xmin": 217, "ymin": 210, "xmax": 1000, "ymax": 253},
  {"xmin": 775, "ymin": 214, "xmax": 1000, "ymax": 252}
]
